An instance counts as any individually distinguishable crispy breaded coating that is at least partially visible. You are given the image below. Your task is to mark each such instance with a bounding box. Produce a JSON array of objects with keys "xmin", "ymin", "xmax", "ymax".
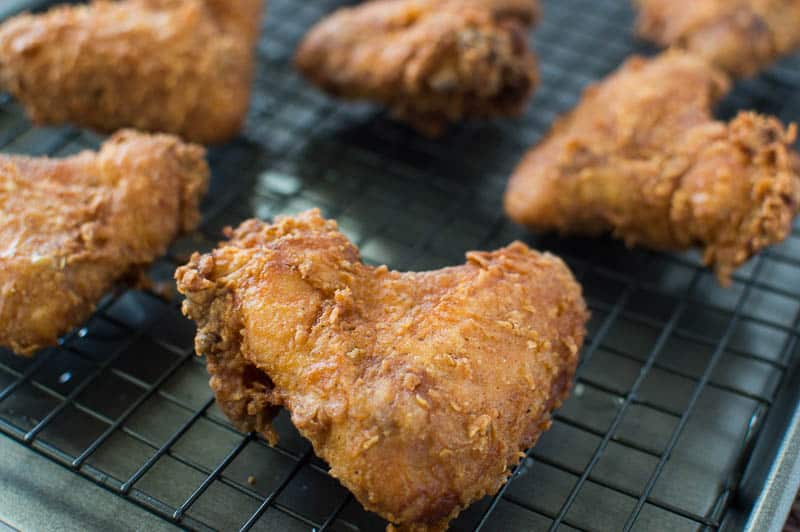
[
  {"xmin": 504, "ymin": 51, "xmax": 800, "ymax": 284},
  {"xmin": 0, "ymin": 131, "xmax": 208, "ymax": 356},
  {"xmin": 175, "ymin": 209, "xmax": 587, "ymax": 531},
  {"xmin": 295, "ymin": 0, "xmax": 540, "ymax": 136},
  {"xmin": 0, "ymin": 0, "xmax": 264, "ymax": 144},
  {"xmin": 634, "ymin": 0, "xmax": 800, "ymax": 77},
  {"xmin": 480, "ymin": 0, "xmax": 541, "ymax": 25}
]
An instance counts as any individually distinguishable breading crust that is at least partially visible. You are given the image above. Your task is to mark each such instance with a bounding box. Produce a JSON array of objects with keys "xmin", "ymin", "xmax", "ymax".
[
  {"xmin": 295, "ymin": 0, "xmax": 540, "ymax": 136},
  {"xmin": 176, "ymin": 209, "xmax": 588, "ymax": 530},
  {"xmin": 0, "ymin": 130, "xmax": 208, "ymax": 355},
  {"xmin": 505, "ymin": 51, "xmax": 800, "ymax": 284},
  {"xmin": 0, "ymin": 0, "xmax": 264, "ymax": 144},
  {"xmin": 634, "ymin": 0, "xmax": 800, "ymax": 77}
]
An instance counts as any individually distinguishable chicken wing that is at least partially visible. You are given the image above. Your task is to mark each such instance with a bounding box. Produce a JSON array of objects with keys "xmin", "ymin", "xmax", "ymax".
[
  {"xmin": 295, "ymin": 0, "xmax": 540, "ymax": 136},
  {"xmin": 479, "ymin": 0, "xmax": 541, "ymax": 25},
  {"xmin": 175, "ymin": 209, "xmax": 587, "ymax": 531},
  {"xmin": 634, "ymin": 0, "xmax": 800, "ymax": 77},
  {"xmin": 0, "ymin": 0, "xmax": 264, "ymax": 144},
  {"xmin": 504, "ymin": 51, "xmax": 800, "ymax": 284},
  {"xmin": 0, "ymin": 130, "xmax": 208, "ymax": 356}
]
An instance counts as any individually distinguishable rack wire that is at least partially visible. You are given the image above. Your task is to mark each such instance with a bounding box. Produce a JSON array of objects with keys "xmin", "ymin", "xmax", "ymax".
[{"xmin": 1, "ymin": 0, "xmax": 800, "ymax": 530}]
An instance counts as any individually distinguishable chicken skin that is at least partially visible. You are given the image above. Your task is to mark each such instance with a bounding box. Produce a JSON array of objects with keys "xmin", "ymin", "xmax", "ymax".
[
  {"xmin": 0, "ymin": 0, "xmax": 264, "ymax": 144},
  {"xmin": 504, "ymin": 51, "xmax": 800, "ymax": 285},
  {"xmin": 295, "ymin": 0, "xmax": 540, "ymax": 136},
  {"xmin": 634, "ymin": 0, "xmax": 800, "ymax": 77},
  {"xmin": 0, "ymin": 130, "xmax": 208, "ymax": 356},
  {"xmin": 175, "ymin": 209, "xmax": 587, "ymax": 531}
]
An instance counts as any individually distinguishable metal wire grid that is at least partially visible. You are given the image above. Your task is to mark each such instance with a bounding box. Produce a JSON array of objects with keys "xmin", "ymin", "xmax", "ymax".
[{"xmin": 1, "ymin": 0, "xmax": 800, "ymax": 530}]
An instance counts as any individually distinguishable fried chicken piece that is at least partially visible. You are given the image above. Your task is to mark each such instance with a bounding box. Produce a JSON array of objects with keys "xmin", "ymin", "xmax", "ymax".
[
  {"xmin": 0, "ymin": 0, "xmax": 264, "ymax": 144},
  {"xmin": 504, "ymin": 51, "xmax": 800, "ymax": 284},
  {"xmin": 295, "ymin": 0, "xmax": 540, "ymax": 136},
  {"xmin": 0, "ymin": 130, "xmax": 208, "ymax": 356},
  {"xmin": 478, "ymin": 0, "xmax": 541, "ymax": 25},
  {"xmin": 634, "ymin": 0, "xmax": 800, "ymax": 77},
  {"xmin": 175, "ymin": 209, "xmax": 587, "ymax": 531}
]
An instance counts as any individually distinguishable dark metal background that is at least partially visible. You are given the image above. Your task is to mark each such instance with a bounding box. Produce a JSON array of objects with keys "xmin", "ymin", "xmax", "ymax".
[{"xmin": 1, "ymin": 0, "xmax": 800, "ymax": 530}]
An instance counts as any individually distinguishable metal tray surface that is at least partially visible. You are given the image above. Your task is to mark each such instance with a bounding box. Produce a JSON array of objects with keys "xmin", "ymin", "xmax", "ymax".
[{"xmin": 1, "ymin": 1, "xmax": 799, "ymax": 531}]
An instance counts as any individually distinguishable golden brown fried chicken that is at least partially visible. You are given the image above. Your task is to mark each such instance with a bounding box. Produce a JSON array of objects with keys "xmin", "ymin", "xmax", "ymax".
[
  {"xmin": 478, "ymin": 0, "xmax": 541, "ymax": 25},
  {"xmin": 295, "ymin": 0, "xmax": 540, "ymax": 136},
  {"xmin": 504, "ymin": 51, "xmax": 800, "ymax": 285},
  {"xmin": 0, "ymin": 0, "xmax": 264, "ymax": 144},
  {"xmin": 175, "ymin": 209, "xmax": 587, "ymax": 531},
  {"xmin": 0, "ymin": 130, "xmax": 208, "ymax": 356},
  {"xmin": 634, "ymin": 0, "xmax": 800, "ymax": 77}
]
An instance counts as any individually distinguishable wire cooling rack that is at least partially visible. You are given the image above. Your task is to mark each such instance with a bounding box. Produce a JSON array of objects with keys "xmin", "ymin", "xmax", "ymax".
[{"xmin": 2, "ymin": 0, "xmax": 800, "ymax": 530}]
